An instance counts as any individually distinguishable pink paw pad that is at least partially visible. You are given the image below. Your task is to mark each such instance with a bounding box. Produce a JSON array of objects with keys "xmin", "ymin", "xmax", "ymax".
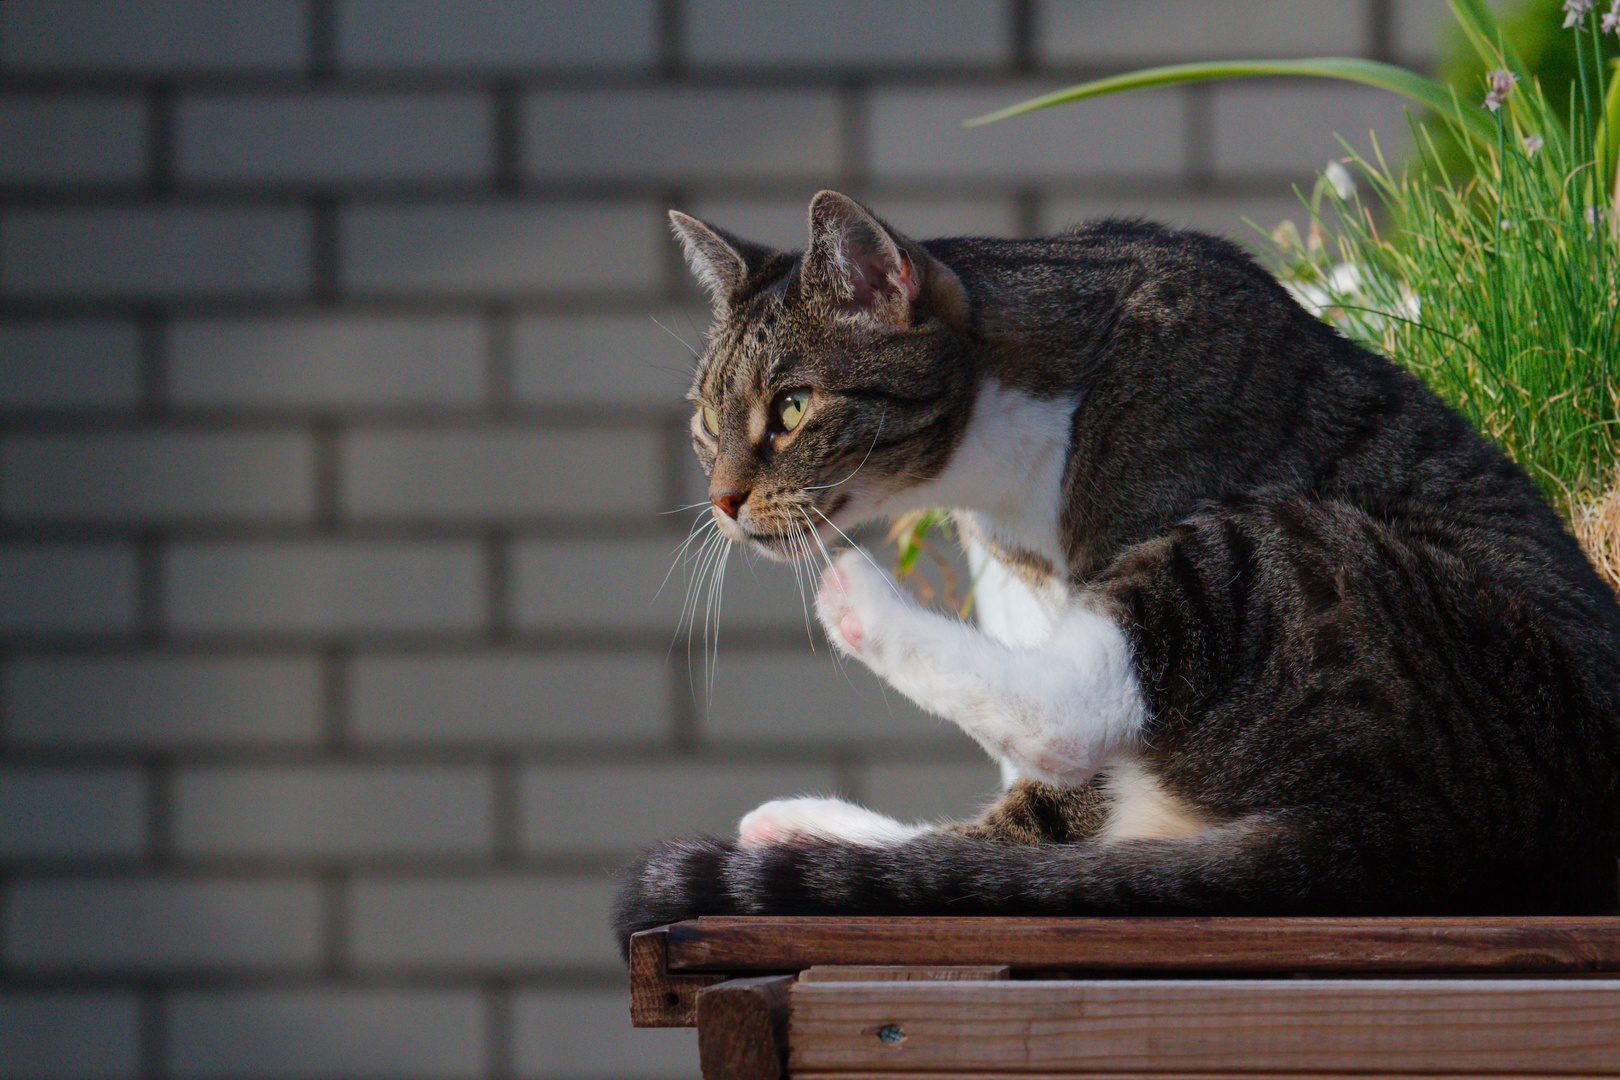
[{"xmin": 839, "ymin": 612, "xmax": 864, "ymax": 647}]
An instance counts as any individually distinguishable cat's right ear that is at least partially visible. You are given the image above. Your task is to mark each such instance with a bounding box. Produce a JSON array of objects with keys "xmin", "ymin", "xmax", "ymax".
[{"xmin": 668, "ymin": 210, "xmax": 771, "ymax": 314}]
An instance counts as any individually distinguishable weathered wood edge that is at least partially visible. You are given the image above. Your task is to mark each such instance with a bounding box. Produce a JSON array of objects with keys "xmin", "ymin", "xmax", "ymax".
[
  {"xmin": 798, "ymin": 964, "xmax": 1011, "ymax": 982},
  {"xmin": 664, "ymin": 915, "xmax": 1620, "ymax": 975},
  {"xmin": 790, "ymin": 1074, "xmax": 1620, "ymax": 1080},
  {"xmin": 628, "ymin": 927, "xmax": 727, "ymax": 1027},
  {"xmin": 696, "ymin": 975, "xmax": 794, "ymax": 1080}
]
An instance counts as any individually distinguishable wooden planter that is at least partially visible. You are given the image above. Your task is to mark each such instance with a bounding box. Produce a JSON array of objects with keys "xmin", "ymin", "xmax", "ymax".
[{"xmin": 629, "ymin": 916, "xmax": 1620, "ymax": 1079}]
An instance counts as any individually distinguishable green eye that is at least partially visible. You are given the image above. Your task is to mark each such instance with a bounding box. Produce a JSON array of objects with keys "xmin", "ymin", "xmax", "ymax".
[
  {"xmin": 700, "ymin": 406, "xmax": 720, "ymax": 437},
  {"xmin": 776, "ymin": 389, "xmax": 810, "ymax": 432}
]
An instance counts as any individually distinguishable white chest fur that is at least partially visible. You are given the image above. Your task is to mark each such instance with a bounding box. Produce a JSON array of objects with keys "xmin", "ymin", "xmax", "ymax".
[{"xmin": 895, "ymin": 380, "xmax": 1075, "ymax": 573}]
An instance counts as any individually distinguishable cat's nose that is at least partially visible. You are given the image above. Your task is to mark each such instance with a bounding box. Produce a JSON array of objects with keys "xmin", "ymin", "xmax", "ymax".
[{"xmin": 711, "ymin": 489, "xmax": 748, "ymax": 519}]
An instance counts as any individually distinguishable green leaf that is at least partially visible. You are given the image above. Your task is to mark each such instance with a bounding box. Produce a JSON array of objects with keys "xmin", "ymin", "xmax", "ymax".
[
  {"xmin": 964, "ymin": 57, "xmax": 1498, "ymax": 145},
  {"xmin": 1602, "ymin": 60, "xmax": 1620, "ymax": 204},
  {"xmin": 1445, "ymin": 0, "xmax": 1524, "ymax": 74}
]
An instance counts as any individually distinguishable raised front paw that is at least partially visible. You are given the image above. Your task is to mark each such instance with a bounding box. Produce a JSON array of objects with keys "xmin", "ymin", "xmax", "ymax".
[
  {"xmin": 739, "ymin": 796, "xmax": 925, "ymax": 847},
  {"xmin": 814, "ymin": 548, "xmax": 917, "ymax": 661}
]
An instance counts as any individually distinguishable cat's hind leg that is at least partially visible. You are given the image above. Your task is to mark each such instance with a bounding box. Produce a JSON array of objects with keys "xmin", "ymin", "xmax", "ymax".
[{"xmin": 816, "ymin": 548, "xmax": 1147, "ymax": 788}]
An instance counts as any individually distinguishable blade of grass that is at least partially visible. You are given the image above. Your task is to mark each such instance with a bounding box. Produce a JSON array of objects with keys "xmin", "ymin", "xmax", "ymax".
[{"xmin": 965, "ymin": 57, "xmax": 1499, "ymax": 144}]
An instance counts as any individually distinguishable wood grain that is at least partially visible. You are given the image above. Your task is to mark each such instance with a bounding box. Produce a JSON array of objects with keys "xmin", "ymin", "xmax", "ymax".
[
  {"xmin": 798, "ymin": 965, "xmax": 1010, "ymax": 982},
  {"xmin": 787, "ymin": 977, "xmax": 1620, "ymax": 1074},
  {"xmin": 628, "ymin": 928, "xmax": 726, "ymax": 1027},
  {"xmin": 791, "ymin": 1074, "xmax": 1620, "ymax": 1079},
  {"xmin": 696, "ymin": 975, "xmax": 794, "ymax": 1080},
  {"xmin": 666, "ymin": 916, "xmax": 1620, "ymax": 975}
]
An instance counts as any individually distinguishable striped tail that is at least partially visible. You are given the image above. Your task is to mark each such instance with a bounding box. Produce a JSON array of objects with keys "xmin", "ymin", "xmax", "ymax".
[{"xmin": 612, "ymin": 818, "xmax": 1335, "ymax": 958}]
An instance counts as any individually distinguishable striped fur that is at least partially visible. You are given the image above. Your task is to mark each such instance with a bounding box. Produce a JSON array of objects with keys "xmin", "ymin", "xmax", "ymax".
[{"xmin": 613, "ymin": 192, "xmax": 1620, "ymax": 954}]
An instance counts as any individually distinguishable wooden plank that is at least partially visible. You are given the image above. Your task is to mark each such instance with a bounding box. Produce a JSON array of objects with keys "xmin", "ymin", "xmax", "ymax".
[
  {"xmin": 799, "ymin": 965, "xmax": 1010, "ymax": 982},
  {"xmin": 666, "ymin": 915, "xmax": 1620, "ymax": 975},
  {"xmin": 628, "ymin": 927, "xmax": 726, "ymax": 1027},
  {"xmin": 788, "ymin": 977, "xmax": 1620, "ymax": 1074},
  {"xmin": 695, "ymin": 975, "xmax": 793, "ymax": 1080},
  {"xmin": 792, "ymin": 1074, "xmax": 1620, "ymax": 1079}
]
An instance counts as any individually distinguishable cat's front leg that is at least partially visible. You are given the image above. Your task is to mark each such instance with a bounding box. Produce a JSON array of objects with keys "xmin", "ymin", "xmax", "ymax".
[
  {"xmin": 816, "ymin": 549, "xmax": 1147, "ymax": 788},
  {"xmin": 738, "ymin": 796, "xmax": 927, "ymax": 847}
]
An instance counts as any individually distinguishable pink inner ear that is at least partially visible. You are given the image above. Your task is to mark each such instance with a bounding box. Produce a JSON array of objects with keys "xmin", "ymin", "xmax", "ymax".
[{"xmin": 841, "ymin": 238, "xmax": 918, "ymax": 309}]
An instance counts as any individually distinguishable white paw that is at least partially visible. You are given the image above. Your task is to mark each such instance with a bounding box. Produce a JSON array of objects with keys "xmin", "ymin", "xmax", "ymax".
[
  {"xmin": 814, "ymin": 548, "xmax": 915, "ymax": 661},
  {"xmin": 738, "ymin": 796, "xmax": 926, "ymax": 847}
]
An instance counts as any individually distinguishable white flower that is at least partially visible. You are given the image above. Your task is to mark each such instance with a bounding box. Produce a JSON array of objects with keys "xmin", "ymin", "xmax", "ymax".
[
  {"xmin": 1604, "ymin": 0, "xmax": 1620, "ymax": 34},
  {"xmin": 1565, "ymin": 0, "xmax": 1594, "ymax": 28},
  {"xmin": 1523, "ymin": 134, "xmax": 1544, "ymax": 155},
  {"xmin": 1324, "ymin": 160, "xmax": 1357, "ymax": 201}
]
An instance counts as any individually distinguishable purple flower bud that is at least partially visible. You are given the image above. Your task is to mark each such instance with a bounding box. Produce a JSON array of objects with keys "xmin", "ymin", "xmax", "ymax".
[{"xmin": 1483, "ymin": 67, "xmax": 1518, "ymax": 112}]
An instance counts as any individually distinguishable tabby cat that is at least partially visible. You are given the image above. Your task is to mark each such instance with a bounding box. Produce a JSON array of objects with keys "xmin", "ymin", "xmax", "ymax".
[{"xmin": 612, "ymin": 190, "xmax": 1620, "ymax": 949}]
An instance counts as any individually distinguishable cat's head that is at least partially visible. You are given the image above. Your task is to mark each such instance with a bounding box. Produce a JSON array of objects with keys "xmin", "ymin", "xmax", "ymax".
[{"xmin": 672, "ymin": 191, "xmax": 973, "ymax": 561}]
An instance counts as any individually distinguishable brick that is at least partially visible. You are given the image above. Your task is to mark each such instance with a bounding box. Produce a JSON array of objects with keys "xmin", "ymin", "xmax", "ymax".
[
  {"xmin": 1039, "ymin": 193, "xmax": 1315, "ymax": 249},
  {"xmin": 0, "ymin": 544, "xmax": 137, "ymax": 635},
  {"xmin": 686, "ymin": 0, "xmax": 1007, "ymax": 66},
  {"xmin": 1040, "ymin": 0, "xmax": 1368, "ymax": 63},
  {"xmin": 6, "ymin": 655, "xmax": 322, "ymax": 747},
  {"xmin": 2, "ymin": 430, "xmax": 313, "ymax": 522},
  {"xmin": 1395, "ymin": 0, "xmax": 1461, "ymax": 64},
  {"xmin": 700, "ymin": 649, "xmax": 952, "ymax": 744},
  {"xmin": 0, "ymin": 95, "xmax": 146, "ymax": 183},
  {"xmin": 0, "ymin": 992, "xmax": 140, "ymax": 1080},
  {"xmin": 339, "ymin": 0, "xmax": 657, "ymax": 68},
  {"xmin": 167, "ymin": 989, "xmax": 482, "ymax": 1078},
  {"xmin": 0, "ymin": 768, "xmax": 147, "ymax": 859},
  {"xmin": 6, "ymin": 879, "xmax": 321, "ymax": 970},
  {"xmin": 350, "ymin": 874, "xmax": 617, "ymax": 969},
  {"xmin": 178, "ymin": 92, "xmax": 492, "ymax": 184},
  {"xmin": 0, "ymin": 321, "xmax": 141, "ymax": 409},
  {"xmin": 164, "ymin": 540, "xmax": 483, "ymax": 634},
  {"xmin": 1211, "ymin": 83, "xmax": 1416, "ymax": 179},
  {"xmin": 168, "ymin": 315, "xmax": 485, "ymax": 409},
  {"xmin": 860, "ymin": 759, "xmax": 1002, "ymax": 824},
  {"xmin": 350, "ymin": 652, "xmax": 670, "ymax": 743},
  {"xmin": 513, "ymin": 987, "xmax": 696, "ymax": 1080},
  {"xmin": 0, "ymin": 0, "xmax": 306, "ymax": 71},
  {"xmin": 174, "ymin": 765, "xmax": 492, "ymax": 859},
  {"xmin": 868, "ymin": 84, "xmax": 1183, "ymax": 181},
  {"xmin": 341, "ymin": 201, "xmax": 660, "ymax": 294},
  {"xmin": 682, "ymin": 194, "xmax": 1023, "ymax": 252},
  {"xmin": 520, "ymin": 761, "xmax": 841, "ymax": 854},
  {"xmin": 341, "ymin": 426, "xmax": 663, "ymax": 519},
  {"xmin": 1, "ymin": 206, "xmax": 310, "ymax": 298},
  {"xmin": 512, "ymin": 307, "xmax": 703, "ymax": 407},
  {"xmin": 523, "ymin": 88, "xmax": 841, "ymax": 180},
  {"xmin": 513, "ymin": 536, "xmax": 812, "ymax": 634}
]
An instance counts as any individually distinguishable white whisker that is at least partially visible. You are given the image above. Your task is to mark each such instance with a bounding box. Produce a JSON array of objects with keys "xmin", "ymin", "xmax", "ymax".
[
  {"xmin": 804, "ymin": 406, "xmax": 886, "ymax": 492},
  {"xmin": 650, "ymin": 314, "xmax": 701, "ymax": 359},
  {"xmin": 810, "ymin": 504, "xmax": 907, "ymax": 601}
]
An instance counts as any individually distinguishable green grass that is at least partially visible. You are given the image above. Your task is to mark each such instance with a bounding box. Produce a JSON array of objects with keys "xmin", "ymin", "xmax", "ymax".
[{"xmin": 977, "ymin": 0, "xmax": 1620, "ymax": 525}]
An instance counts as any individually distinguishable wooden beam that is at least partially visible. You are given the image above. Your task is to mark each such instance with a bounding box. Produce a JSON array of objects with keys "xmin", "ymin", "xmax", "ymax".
[
  {"xmin": 788, "ymin": 977, "xmax": 1620, "ymax": 1074},
  {"xmin": 798, "ymin": 965, "xmax": 1010, "ymax": 982},
  {"xmin": 628, "ymin": 927, "xmax": 727, "ymax": 1027},
  {"xmin": 666, "ymin": 915, "xmax": 1620, "ymax": 975},
  {"xmin": 696, "ymin": 975, "xmax": 794, "ymax": 1080}
]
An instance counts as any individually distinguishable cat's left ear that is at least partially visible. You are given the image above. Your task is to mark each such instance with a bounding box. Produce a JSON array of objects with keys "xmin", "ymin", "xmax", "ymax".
[{"xmin": 804, "ymin": 191, "xmax": 965, "ymax": 330}]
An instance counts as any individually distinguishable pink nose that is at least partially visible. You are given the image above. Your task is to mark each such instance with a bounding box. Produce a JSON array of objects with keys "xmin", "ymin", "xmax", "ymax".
[{"xmin": 711, "ymin": 489, "xmax": 747, "ymax": 519}]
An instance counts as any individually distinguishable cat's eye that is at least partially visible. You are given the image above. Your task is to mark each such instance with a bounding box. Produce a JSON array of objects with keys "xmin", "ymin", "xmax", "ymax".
[
  {"xmin": 775, "ymin": 389, "xmax": 810, "ymax": 432},
  {"xmin": 700, "ymin": 406, "xmax": 720, "ymax": 438}
]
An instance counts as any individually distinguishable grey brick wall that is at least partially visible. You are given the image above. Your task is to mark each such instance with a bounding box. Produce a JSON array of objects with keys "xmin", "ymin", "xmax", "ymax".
[{"xmin": 0, "ymin": 1, "xmax": 1449, "ymax": 1077}]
